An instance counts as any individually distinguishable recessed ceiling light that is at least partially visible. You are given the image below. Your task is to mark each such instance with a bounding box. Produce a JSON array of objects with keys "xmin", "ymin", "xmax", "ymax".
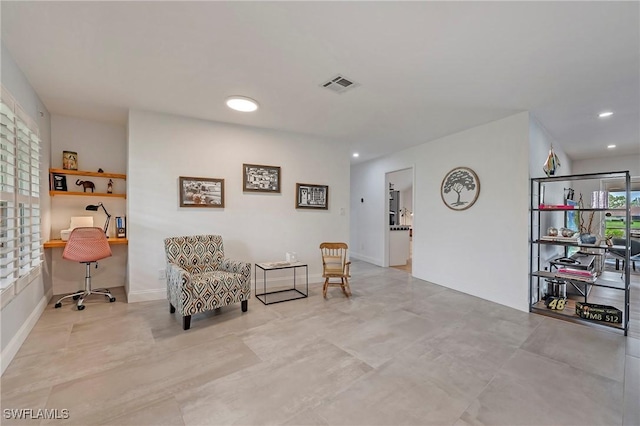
[
  {"xmin": 598, "ymin": 111, "xmax": 613, "ymax": 118},
  {"xmin": 607, "ymin": 144, "xmax": 616, "ymax": 149},
  {"xmin": 226, "ymin": 96, "xmax": 259, "ymax": 112},
  {"xmin": 352, "ymin": 153, "xmax": 359, "ymax": 158}
]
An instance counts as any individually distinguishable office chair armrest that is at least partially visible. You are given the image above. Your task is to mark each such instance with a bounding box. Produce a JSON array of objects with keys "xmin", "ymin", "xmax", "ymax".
[
  {"xmin": 166, "ymin": 262, "xmax": 192, "ymax": 291},
  {"xmin": 220, "ymin": 258, "xmax": 252, "ymax": 280}
]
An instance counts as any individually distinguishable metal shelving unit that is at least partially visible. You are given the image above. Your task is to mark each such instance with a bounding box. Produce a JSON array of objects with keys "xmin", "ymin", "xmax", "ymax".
[{"xmin": 529, "ymin": 171, "xmax": 631, "ymax": 335}]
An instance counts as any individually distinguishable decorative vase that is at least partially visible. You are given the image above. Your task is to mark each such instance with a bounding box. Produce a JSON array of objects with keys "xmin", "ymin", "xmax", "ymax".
[{"xmin": 579, "ymin": 233, "xmax": 597, "ymax": 244}]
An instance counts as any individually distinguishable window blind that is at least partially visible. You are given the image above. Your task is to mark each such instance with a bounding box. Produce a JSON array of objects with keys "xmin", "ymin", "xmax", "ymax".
[{"xmin": 1, "ymin": 86, "xmax": 41, "ymax": 292}]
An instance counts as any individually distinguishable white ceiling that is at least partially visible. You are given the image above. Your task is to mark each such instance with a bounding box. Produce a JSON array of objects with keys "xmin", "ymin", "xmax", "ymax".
[{"xmin": 1, "ymin": 2, "xmax": 638, "ymax": 163}]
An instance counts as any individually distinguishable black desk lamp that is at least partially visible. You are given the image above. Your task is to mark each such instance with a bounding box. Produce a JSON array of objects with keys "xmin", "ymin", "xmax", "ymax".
[{"xmin": 86, "ymin": 203, "xmax": 111, "ymax": 236}]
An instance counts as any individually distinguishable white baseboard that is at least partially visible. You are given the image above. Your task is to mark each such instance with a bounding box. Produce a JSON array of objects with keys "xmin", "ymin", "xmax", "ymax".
[
  {"xmin": 350, "ymin": 252, "xmax": 383, "ymax": 266},
  {"xmin": 1, "ymin": 288, "xmax": 52, "ymax": 376},
  {"xmin": 127, "ymin": 288, "xmax": 166, "ymax": 303}
]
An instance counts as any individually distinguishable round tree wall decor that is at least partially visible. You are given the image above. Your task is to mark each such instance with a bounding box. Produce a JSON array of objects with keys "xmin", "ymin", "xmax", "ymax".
[{"xmin": 440, "ymin": 167, "xmax": 480, "ymax": 210}]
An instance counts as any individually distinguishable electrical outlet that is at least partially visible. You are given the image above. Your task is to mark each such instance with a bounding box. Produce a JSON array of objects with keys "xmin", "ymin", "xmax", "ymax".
[{"xmin": 158, "ymin": 269, "xmax": 166, "ymax": 280}]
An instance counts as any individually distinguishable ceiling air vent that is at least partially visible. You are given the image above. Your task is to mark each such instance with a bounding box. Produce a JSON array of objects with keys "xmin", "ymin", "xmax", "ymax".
[{"xmin": 320, "ymin": 74, "xmax": 360, "ymax": 94}]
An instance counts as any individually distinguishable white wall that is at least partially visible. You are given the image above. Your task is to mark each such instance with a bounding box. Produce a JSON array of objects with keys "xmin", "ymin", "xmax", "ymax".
[
  {"xmin": 528, "ymin": 116, "xmax": 572, "ymax": 264},
  {"xmin": 572, "ymin": 154, "xmax": 640, "ymax": 177},
  {"xmin": 1, "ymin": 43, "xmax": 52, "ymax": 374},
  {"xmin": 127, "ymin": 109, "xmax": 350, "ymax": 302},
  {"xmin": 49, "ymin": 115, "xmax": 127, "ymax": 295},
  {"xmin": 351, "ymin": 112, "xmax": 530, "ymax": 311}
]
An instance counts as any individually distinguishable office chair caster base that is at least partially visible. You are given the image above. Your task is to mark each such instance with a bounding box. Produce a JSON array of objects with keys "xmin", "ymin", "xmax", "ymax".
[
  {"xmin": 77, "ymin": 304, "xmax": 85, "ymax": 311},
  {"xmin": 54, "ymin": 302, "xmax": 62, "ymax": 309},
  {"xmin": 109, "ymin": 297, "xmax": 116, "ymax": 302},
  {"xmin": 73, "ymin": 294, "xmax": 81, "ymax": 300}
]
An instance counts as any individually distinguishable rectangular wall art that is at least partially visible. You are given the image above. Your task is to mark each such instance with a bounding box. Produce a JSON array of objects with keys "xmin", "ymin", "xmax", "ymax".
[
  {"xmin": 296, "ymin": 183, "xmax": 328, "ymax": 210},
  {"xmin": 179, "ymin": 176, "xmax": 225, "ymax": 208},
  {"xmin": 243, "ymin": 164, "xmax": 281, "ymax": 193}
]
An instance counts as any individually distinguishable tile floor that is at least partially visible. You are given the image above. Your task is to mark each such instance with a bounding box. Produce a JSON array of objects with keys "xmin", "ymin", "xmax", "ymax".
[{"xmin": 1, "ymin": 260, "xmax": 638, "ymax": 425}]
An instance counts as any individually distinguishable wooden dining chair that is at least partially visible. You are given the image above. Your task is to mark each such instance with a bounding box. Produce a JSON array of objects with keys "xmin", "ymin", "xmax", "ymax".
[{"xmin": 319, "ymin": 242, "xmax": 351, "ymax": 297}]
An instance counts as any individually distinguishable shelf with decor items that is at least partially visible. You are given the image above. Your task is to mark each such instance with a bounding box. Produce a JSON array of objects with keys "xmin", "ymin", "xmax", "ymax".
[
  {"xmin": 529, "ymin": 170, "xmax": 631, "ymax": 335},
  {"xmin": 49, "ymin": 168, "xmax": 126, "ymax": 198}
]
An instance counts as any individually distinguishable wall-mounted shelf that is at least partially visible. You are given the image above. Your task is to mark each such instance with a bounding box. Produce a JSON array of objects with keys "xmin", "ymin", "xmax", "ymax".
[
  {"xmin": 49, "ymin": 168, "xmax": 126, "ymax": 198},
  {"xmin": 49, "ymin": 190, "xmax": 126, "ymax": 198},
  {"xmin": 49, "ymin": 168, "xmax": 126, "ymax": 179}
]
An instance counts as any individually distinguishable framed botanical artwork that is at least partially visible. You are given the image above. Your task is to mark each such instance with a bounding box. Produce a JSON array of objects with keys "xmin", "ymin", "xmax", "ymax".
[
  {"xmin": 179, "ymin": 176, "xmax": 224, "ymax": 208},
  {"xmin": 243, "ymin": 164, "xmax": 281, "ymax": 193},
  {"xmin": 296, "ymin": 183, "xmax": 328, "ymax": 210},
  {"xmin": 440, "ymin": 167, "xmax": 480, "ymax": 211}
]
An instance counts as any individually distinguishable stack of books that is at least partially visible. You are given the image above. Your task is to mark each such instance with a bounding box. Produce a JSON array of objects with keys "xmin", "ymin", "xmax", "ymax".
[{"xmin": 555, "ymin": 267, "xmax": 596, "ymax": 283}]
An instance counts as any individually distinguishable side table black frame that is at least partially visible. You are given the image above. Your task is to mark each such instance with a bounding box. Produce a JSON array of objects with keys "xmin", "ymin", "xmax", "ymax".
[{"xmin": 255, "ymin": 262, "xmax": 308, "ymax": 305}]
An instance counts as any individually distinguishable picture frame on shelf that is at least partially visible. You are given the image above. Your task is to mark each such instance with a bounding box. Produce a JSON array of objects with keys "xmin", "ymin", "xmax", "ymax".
[
  {"xmin": 179, "ymin": 176, "xmax": 224, "ymax": 208},
  {"xmin": 62, "ymin": 150, "xmax": 78, "ymax": 170},
  {"xmin": 296, "ymin": 183, "xmax": 328, "ymax": 210},
  {"xmin": 52, "ymin": 174, "xmax": 67, "ymax": 191},
  {"xmin": 440, "ymin": 166, "xmax": 480, "ymax": 211},
  {"xmin": 243, "ymin": 163, "xmax": 281, "ymax": 193}
]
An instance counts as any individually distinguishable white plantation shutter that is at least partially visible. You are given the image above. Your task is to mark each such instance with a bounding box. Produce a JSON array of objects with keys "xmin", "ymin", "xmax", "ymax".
[{"xmin": 1, "ymin": 86, "xmax": 41, "ymax": 292}]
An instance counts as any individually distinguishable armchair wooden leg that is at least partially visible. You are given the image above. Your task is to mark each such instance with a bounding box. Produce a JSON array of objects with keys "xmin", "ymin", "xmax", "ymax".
[
  {"xmin": 344, "ymin": 277, "xmax": 352, "ymax": 297},
  {"xmin": 183, "ymin": 315, "xmax": 191, "ymax": 330},
  {"xmin": 323, "ymin": 278, "xmax": 329, "ymax": 298},
  {"xmin": 241, "ymin": 300, "xmax": 248, "ymax": 312},
  {"xmin": 170, "ymin": 303, "xmax": 175, "ymax": 314}
]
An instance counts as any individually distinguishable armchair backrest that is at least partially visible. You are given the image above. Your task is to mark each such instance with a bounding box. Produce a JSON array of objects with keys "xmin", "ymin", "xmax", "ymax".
[
  {"xmin": 164, "ymin": 234, "xmax": 225, "ymax": 273},
  {"xmin": 320, "ymin": 242, "xmax": 348, "ymax": 275}
]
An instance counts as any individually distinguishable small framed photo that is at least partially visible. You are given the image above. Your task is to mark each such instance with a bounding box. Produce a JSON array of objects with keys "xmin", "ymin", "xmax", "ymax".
[
  {"xmin": 62, "ymin": 151, "xmax": 78, "ymax": 170},
  {"xmin": 296, "ymin": 183, "xmax": 328, "ymax": 210},
  {"xmin": 243, "ymin": 164, "xmax": 281, "ymax": 193},
  {"xmin": 440, "ymin": 166, "xmax": 480, "ymax": 211},
  {"xmin": 52, "ymin": 174, "xmax": 67, "ymax": 191},
  {"xmin": 179, "ymin": 176, "xmax": 224, "ymax": 208}
]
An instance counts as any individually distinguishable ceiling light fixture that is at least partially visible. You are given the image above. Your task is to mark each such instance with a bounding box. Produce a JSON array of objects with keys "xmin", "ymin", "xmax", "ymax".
[
  {"xmin": 598, "ymin": 111, "xmax": 613, "ymax": 118},
  {"xmin": 352, "ymin": 153, "xmax": 359, "ymax": 158},
  {"xmin": 226, "ymin": 96, "xmax": 259, "ymax": 112},
  {"xmin": 607, "ymin": 144, "xmax": 616, "ymax": 149}
]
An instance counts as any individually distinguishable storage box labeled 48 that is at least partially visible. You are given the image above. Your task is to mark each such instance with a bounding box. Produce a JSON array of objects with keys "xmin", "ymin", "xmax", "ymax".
[{"xmin": 575, "ymin": 302, "xmax": 622, "ymax": 324}]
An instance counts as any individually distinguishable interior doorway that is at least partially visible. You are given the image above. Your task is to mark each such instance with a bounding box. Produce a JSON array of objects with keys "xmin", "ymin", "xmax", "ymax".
[{"xmin": 386, "ymin": 167, "xmax": 414, "ymax": 273}]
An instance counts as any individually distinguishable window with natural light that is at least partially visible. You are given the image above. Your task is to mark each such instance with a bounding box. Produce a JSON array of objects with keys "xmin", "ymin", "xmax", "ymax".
[
  {"xmin": 1, "ymin": 86, "xmax": 42, "ymax": 294},
  {"xmin": 605, "ymin": 190, "xmax": 640, "ymax": 238}
]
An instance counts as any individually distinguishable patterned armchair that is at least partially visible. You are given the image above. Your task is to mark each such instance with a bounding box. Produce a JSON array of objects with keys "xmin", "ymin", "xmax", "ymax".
[{"xmin": 164, "ymin": 235, "xmax": 251, "ymax": 330}]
